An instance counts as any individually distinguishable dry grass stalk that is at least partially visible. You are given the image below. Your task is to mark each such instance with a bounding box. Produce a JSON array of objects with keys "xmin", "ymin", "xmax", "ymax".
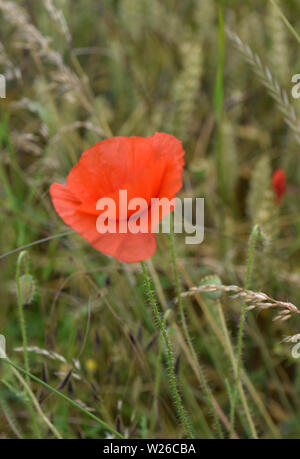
[
  {"xmin": 0, "ymin": 40, "xmax": 21, "ymax": 80},
  {"xmin": 14, "ymin": 345, "xmax": 68, "ymax": 363},
  {"xmin": 14, "ymin": 346, "xmax": 82, "ymax": 382},
  {"xmin": 0, "ymin": 0, "xmax": 82, "ymax": 100},
  {"xmin": 226, "ymin": 28, "xmax": 300, "ymax": 146},
  {"xmin": 181, "ymin": 284, "xmax": 300, "ymax": 321},
  {"xmin": 44, "ymin": 0, "xmax": 71, "ymax": 45}
]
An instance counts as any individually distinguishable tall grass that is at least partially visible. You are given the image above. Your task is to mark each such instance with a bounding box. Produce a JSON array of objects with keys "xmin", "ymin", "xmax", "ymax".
[{"xmin": 0, "ymin": 0, "xmax": 300, "ymax": 439}]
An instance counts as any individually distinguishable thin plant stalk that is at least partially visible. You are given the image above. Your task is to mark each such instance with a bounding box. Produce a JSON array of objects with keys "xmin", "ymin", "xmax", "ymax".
[
  {"xmin": 177, "ymin": 260, "xmax": 260, "ymax": 438},
  {"xmin": 8, "ymin": 364, "xmax": 63, "ymax": 439},
  {"xmin": 168, "ymin": 215, "xmax": 224, "ymax": 438},
  {"xmin": 140, "ymin": 260, "xmax": 194, "ymax": 439},
  {"xmin": 16, "ymin": 251, "xmax": 30, "ymax": 376},
  {"xmin": 214, "ymin": 6, "xmax": 226, "ymax": 204},
  {"xmin": 147, "ymin": 258, "xmax": 236, "ymax": 438},
  {"xmin": 3, "ymin": 358, "xmax": 124, "ymax": 439},
  {"xmin": 0, "ymin": 230, "xmax": 75, "ymax": 261},
  {"xmin": 269, "ymin": 0, "xmax": 300, "ymax": 45},
  {"xmin": 216, "ymin": 300, "xmax": 257, "ymax": 438},
  {"xmin": 16, "ymin": 250, "xmax": 41, "ymax": 438},
  {"xmin": 0, "ymin": 397, "xmax": 23, "ymax": 439},
  {"xmin": 230, "ymin": 224, "xmax": 260, "ymax": 436}
]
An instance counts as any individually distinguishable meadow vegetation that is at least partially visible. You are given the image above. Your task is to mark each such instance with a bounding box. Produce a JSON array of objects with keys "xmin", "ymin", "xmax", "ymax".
[{"xmin": 0, "ymin": 0, "xmax": 300, "ymax": 439}]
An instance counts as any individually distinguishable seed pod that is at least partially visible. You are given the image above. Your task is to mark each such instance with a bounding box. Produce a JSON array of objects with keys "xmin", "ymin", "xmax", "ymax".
[{"xmin": 19, "ymin": 274, "xmax": 36, "ymax": 306}]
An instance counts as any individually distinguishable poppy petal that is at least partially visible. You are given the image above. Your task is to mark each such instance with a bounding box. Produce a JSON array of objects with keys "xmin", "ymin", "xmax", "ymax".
[
  {"xmin": 50, "ymin": 133, "xmax": 185, "ymax": 262},
  {"xmin": 149, "ymin": 132, "xmax": 185, "ymax": 199},
  {"xmin": 50, "ymin": 182, "xmax": 156, "ymax": 262},
  {"xmin": 66, "ymin": 137, "xmax": 154, "ymax": 202}
]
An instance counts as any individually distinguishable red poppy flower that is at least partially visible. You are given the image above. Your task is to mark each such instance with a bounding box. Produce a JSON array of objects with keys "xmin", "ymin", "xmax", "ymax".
[
  {"xmin": 50, "ymin": 133, "xmax": 185, "ymax": 262},
  {"xmin": 272, "ymin": 168, "xmax": 286, "ymax": 205}
]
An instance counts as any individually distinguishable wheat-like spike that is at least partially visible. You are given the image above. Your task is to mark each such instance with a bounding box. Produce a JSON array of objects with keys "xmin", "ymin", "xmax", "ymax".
[
  {"xmin": 146, "ymin": 0, "xmax": 182, "ymax": 43},
  {"xmin": 181, "ymin": 284, "xmax": 300, "ymax": 321},
  {"xmin": 222, "ymin": 120, "xmax": 238, "ymax": 201},
  {"xmin": 14, "ymin": 345, "xmax": 82, "ymax": 379},
  {"xmin": 247, "ymin": 156, "xmax": 272, "ymax": 223},
  {"xmin": 226, "ymin": 28, "xmax": 300, "ymax": 146},
  {"xmin": 44, "ymin": 0, "xmax": 72, "ymax": 44},
  {"xmin": 168, "ymin": 38, "xmax": 203, "ymax": 140},
  {"xmin": 49, "ymin": 121, "xmax": 104, "ymax": 146},
  {"xmin": 266, "ymin": 0, "xmax": 289, "ymax": 85},
  {"xmin": 195, "ymin": 0, "xmax": 215, "ymax": 34},
  {"xmin": 119, "ymin": 0, "xmax": 146, "ymax": 39},
  {"xmin": 0, "ymin": 1, "xmax": 84, "ymax": 102},
  {"xmin": 0, "ymin": 1, "xmax": 63, "ymax": 67},
  {"xmin": 247, "ymin": 156, "xmax": 279, "ymax": 289}
]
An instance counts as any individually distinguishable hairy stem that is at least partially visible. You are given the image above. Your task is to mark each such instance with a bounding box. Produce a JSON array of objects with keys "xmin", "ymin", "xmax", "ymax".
[
  {"xmin": 140, "ymin": 260, "xmax": 194, "ymax": 438},
  {"xmin": 16, "ymin": 250, "xmax": 41, "ymax": 438},
  {"xmin": 16, "ymin": 251, "xmax": 30, "ymax": 376},
  {"xmin": 150, "ymin": 310, "xmax": 170, "ymax": 435}
]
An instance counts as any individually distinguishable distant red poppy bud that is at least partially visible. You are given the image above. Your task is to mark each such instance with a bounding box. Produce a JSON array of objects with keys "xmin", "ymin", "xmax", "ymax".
[
  {"xmin": 272, "ymin": 169, "xmax": 286, "ymax": 204},
  {"xmin": 50, "ymin": 133, "xmax": 185, "ymax": 263}
]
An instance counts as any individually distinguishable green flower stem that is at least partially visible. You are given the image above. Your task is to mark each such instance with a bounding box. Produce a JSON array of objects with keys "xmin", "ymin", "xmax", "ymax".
[
  {"xmin": 16, "ymin": 250, "xmax": 41, "ymax": 438},
  {"xmin": 150, "ymin": 309, "xmax": 170, "ymax": 435},
  {"xmin": 140, "ymin": 260, "xmax": 194, "ymax": 439},
  {"xmin": 3, "ymin": 358, "xmax": 124, "ymax": 439},
  {"xmin": 16, "ymin": 251, "xmax": 30, "ymax": 377},
  {"xmin": 230, "ymin": 224, "xmax": 260, "ymax": 437},
  {"xmin": 168, "ymin": 216, "xmax": 223, "ymax": 438}
]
